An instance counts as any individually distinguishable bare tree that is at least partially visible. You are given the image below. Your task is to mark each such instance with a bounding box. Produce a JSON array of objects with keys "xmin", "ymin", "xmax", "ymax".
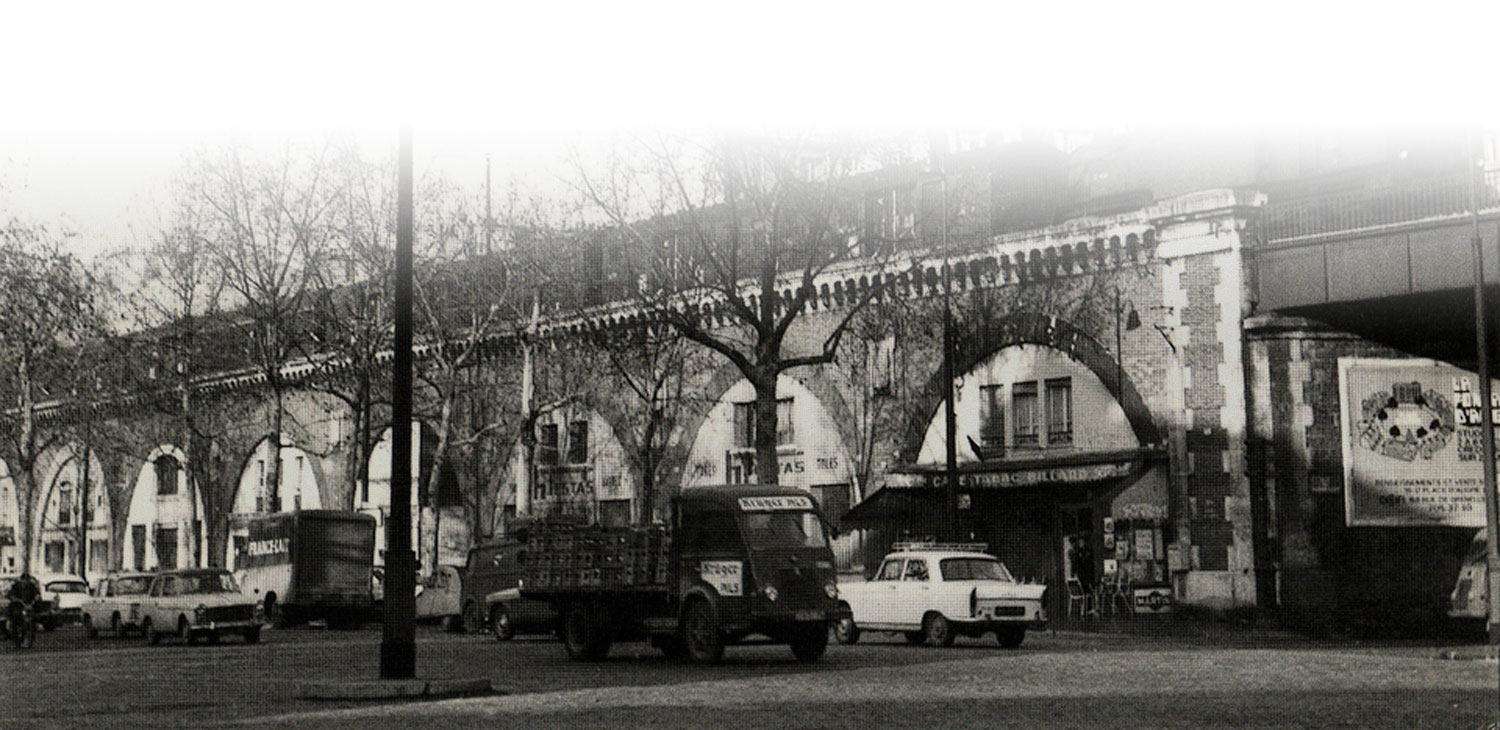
[
  {"xmin": 290, "ymin": 148, "xmax": 402, "ymax": 511},
  {"xmin": 575, "ymin": 135, "xmax": 909, "ymax": 486},
  {"xmin": 0, "ymin": 219, "xmax": 107, "ymax": 573},
  {"xmin": 117, "ymin": 215, "xmax": 233, "ymax": 566},
  {"xmin": 590, "ymin": 321, "xmax": 706, "ymax": 522},
  {"xmin": 180, "ymin": 142, "xmax": 338, "ymax": 515}
]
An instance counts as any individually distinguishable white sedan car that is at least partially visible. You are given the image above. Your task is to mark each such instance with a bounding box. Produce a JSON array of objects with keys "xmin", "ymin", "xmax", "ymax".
[{"xmin": 835, "ymin": 545, "xmax": 1047, "ymax": 648}]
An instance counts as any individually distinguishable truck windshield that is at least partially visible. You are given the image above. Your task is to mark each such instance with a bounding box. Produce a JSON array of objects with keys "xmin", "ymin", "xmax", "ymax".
[
  {"xmin": 737, "ymin": 511, "xmax": 829, "ymax": 549},
  {"xmin": 939, "ymin": 558, "xmax": 1014, "ymax": 582}
]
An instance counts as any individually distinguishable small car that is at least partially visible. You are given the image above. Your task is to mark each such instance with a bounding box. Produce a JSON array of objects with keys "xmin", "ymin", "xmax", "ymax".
[
  {"xmin": 460, "ymin": 540, "xmax": 556, "ymax": 639},
  {"xmin": 482, "ymin": 586, "xmax": 558, "ymax": 641},
  {"xmin": 140, "ymin": 569, "xmax": 262, "ymax": 645},
  {"xmin": 82, "ymin": 573, "xmax": 154, "ymax": 638},
  {"xmin": 415, "ymin": 565, "xmax": 463, "ymax": 631},
  {"xmin": 39, "ymin": 574, "xmax": 90, "ymax": 628},
  {"xmin": 835, "ymin": 543, "xmax": 1047, "ymax": 648}
]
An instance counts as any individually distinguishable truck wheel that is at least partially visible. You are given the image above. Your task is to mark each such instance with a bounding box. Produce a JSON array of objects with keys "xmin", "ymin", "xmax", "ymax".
[
  {"xmin": 145, "ymin": 619, "xmax": 161, "ymax": 645},
  {"xmin": 834, "ymin": 615, "xmax": 860, "ymax": 645},
  {"xmin": 562, "ymin": 603, "xmax": 610, "ymax": 660},
  {"xmin": 84, "ymin": 615, "xmax": 97, "ymax": 639},
  {"xmin": 996, "ymin": 627, "xmax": 1025, "ymax": 648},
  {"xmin": 490, "ymin": 605, "xmax": 515, "ymax": 641},
  {"xmin": 181, "ymin": 617, "xmax": 196, "ymax": 645},
  {"xmin": 922, "ymin": 613, "xmax": 955, "ymax": 647},
  {"xmin": 681, "ymin": 599, "xmax": 724, "ymax": 665},
  {"xmin": 789, "ymin": 622, "xmax": 829, "ymax": 662}
]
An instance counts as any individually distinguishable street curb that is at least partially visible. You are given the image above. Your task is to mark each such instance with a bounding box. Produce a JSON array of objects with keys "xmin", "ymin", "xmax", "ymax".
[
  {"xmin": 1435, "ymin": 646, "xmax": 1500, "ymax": 661},
  {"xmin": 297, "ymin": 677, "xmax": 497, "ymax": 701}
]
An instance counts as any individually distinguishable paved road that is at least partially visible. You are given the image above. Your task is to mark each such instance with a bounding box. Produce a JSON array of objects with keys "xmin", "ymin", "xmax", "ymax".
[{"xmin": 0, "ymin": 622, "xmax": 1493, "ymax": 729}]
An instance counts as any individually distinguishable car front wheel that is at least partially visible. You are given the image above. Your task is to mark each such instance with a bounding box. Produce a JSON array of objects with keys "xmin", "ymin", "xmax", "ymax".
[{"xmin": 834, "ymin": 615, "xmax": 860, "ymax": 645}]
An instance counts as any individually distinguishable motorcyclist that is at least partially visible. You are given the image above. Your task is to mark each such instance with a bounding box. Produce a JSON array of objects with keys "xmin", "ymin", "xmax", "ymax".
[{"xmin": 6, "ymin": 572, "xmax": 42, "ymax": 646}]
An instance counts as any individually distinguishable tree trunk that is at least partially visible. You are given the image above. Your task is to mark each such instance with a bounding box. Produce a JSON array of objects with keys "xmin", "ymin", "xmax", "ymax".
[
  {"xmin": 752, "ymin": 371, "xmax": 780, "ymax": 486},
  {"xmin": 267, "ymin": 384, "xmax": 284, "ymax": 513},
  {"xmin": 424, "ymin": 391, "xmax": 456, "ymax": 574}
]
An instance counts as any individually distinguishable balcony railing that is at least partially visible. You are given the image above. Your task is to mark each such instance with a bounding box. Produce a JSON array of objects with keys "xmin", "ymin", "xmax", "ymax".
[{"xmin": 1259, "ymin": 169, "xmax": 1500, "ymax": 243}]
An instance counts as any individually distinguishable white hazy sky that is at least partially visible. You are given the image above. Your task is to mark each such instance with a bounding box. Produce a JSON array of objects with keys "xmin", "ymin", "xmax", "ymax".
[{"xmin": 4, "ymin": 2, "xmax": 1498, "ymax": 260}]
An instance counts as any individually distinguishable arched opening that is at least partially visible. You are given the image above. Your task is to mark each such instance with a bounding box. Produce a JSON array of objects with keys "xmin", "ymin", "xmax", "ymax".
[
  {"xmin": 124, "ymin": 446, "xmax": 208, "ymax": 572},
  {"xmin": 224, "ymin": 436, "xmax": 323, "ymax": 571}
]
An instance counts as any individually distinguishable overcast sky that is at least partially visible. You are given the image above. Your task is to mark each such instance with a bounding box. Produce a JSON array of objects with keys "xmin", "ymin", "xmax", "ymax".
[{"xmin": 4, "ymin": 2, "xmax": 1497, "ymax": 261}]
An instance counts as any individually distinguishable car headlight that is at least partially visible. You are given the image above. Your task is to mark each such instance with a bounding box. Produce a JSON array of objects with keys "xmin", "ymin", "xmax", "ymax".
[
  {"xmin": 824, "ymin": 582, "xmax": 839, "ymax": 600},
  {"xmin": 763, "ymin": 586, "xmax": 779, "ymax": 602}
]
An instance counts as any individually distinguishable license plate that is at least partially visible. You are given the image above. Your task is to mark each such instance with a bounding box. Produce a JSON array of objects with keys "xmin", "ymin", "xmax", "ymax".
[{"xmin": 794, "ymin": 610, "xmax": 823, "ymax": 621}]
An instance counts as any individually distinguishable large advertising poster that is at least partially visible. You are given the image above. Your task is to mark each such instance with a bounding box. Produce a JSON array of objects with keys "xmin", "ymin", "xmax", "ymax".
[{"xmin": 1339, "ymin": 358, "xmax": 1499, "ymax": 526}]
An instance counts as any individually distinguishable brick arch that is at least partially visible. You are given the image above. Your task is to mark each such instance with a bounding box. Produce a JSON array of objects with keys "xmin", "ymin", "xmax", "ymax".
[{"xmin": 898, "ymin": 311, "xmax": 1162, "ymax": 463}]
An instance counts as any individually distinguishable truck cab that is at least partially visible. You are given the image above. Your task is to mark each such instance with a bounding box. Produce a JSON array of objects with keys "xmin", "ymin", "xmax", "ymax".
[{"xmin": 667, "ymin": 487, "xmax": 847, "ymax": 663}]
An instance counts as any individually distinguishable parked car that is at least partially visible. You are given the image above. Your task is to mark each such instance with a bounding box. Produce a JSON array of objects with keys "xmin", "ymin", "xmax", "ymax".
[
  {"xmin": 140, "ymin": 569, "xmax": 262, "ymax": 645},
  {"xmin": 835, "ymin": 543, "xmax": 1047, "ymax": 648},
  {"xmin": 415, "ymin": 565, "xmax": 464, "ymax": 631},
  {"xmin": 482, "ymin": 586, "xmax": 558, "ymax": 641},
  {"xmin": 459, "ymin": 540, "xmax": 556, "ymax": 639},
  {"xmin": 82, "ymin": 573, "xmax": 154, "ymax": 638},
  {"xmin": 39, "ymin": 574, "xmax": 89, "ymax": 628}
]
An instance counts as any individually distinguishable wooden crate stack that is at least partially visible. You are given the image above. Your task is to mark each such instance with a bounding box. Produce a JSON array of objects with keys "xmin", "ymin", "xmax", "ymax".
[{"xmin": 525, "ymin": 523, "xmax": 673, "ymax": 590}]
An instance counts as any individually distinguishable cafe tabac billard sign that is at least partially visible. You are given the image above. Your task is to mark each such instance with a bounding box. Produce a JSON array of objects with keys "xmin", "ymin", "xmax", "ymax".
[{"xmin": 1339, "ymin": 358, "xmax": 1500, "ymax": 527}]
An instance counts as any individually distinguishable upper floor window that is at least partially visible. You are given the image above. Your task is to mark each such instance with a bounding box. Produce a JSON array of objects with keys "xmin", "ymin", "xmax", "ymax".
[
  {"xmin": 863, "ymin": 187, "xmax": 916, "ymax": 249},
  {"xmin": 980, "ymin": 384, "xmax": 1005, "ymax": 453},
  {"xmin": 1012, "ymin": 382, "xmax": 1039, "ymax": 447},
  {"xmin": 567, "ymin": 421, "xmax": 588, "ymax": 464},
  {"xmin": 538, "ymin": 424, "xmax": 560, "ymax": 467},
  {"xmin": 155, "ymin": 455, "xmax": 180, "ymax": 496},
  {"xmin": 733, "ymin": 398, "xmax": 795, "ymax": 449},
  {"xmin": 56, "ymin": 483, "xmax": 73, "ymax": 525},
  {"xmin": 1045, "ymin": 378, "xmax": 1073, "ymax": 446}
]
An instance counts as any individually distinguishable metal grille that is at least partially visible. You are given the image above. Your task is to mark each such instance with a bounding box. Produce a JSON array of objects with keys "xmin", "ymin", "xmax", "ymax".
[{"xmin": 775, "ymin": 569, "xmax": 822, "ymax": 605}]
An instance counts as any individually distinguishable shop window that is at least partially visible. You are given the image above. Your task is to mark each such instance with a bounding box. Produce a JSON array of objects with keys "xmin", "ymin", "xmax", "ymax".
[
  {"xmin": 567, "ymin": 421, "xmax": 588, "ymax": 464},
  {"xmin": 1045, "ymin": 378, "xmax": 1073, "ymax": 446},
  {"xmin": 538, "ymin": 423, "xmax": 560, "ymax": 467},
  {"xmin": 1012, "ymin": 381, "xmax": 1039, "ymax": 447},
  {"xmin": 155, "ymin": 455, "xmax": 180, "ymax": 496}
]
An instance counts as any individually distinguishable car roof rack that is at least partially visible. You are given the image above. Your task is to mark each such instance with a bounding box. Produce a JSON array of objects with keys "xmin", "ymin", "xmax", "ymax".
[{"xmin": 890, "ymin": 541, "xmax": 989, "ymax": 553}]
